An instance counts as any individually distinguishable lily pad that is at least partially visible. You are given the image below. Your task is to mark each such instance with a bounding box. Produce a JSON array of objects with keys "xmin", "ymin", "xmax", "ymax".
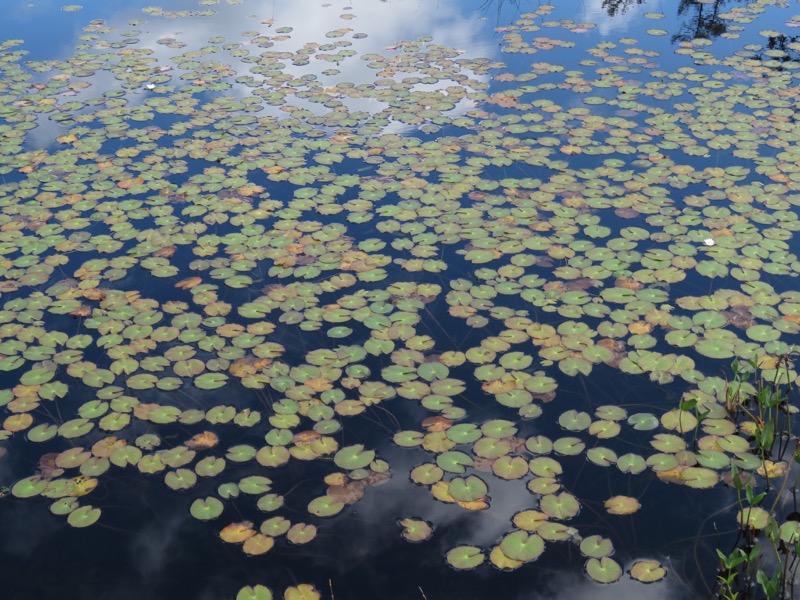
[
  {"xmin": 580, "ymin": 535, "xmax": 614, "ymax": 559},
  {"xmin": 630, "ymin": 560, "xmax": 667, "ymax": 583},
  {"xmin": 585, "ymin": 556, "xmax": 623, "ymax": 583},
  {"xmin": 500, "ymin": 531, "xmax": 545, "ymax": 562},
  {"xmin": 399, "ymin": 517, "xmax": 433, "ymax": 542},
  {"xmin": 190, "ymin": 496, "xmax": 224, "ymax": 521},
  {"xmin": 308, "ymin": 495, "xmax": 345, "ymax": 518},
  {"xmin": 237, "ymin": 585, "xmax": 273, "ymax": 600},
  {"xmin": 604, "ymin": 495, "xmax": 641, "ymax": 515},
  {"xmin": 67, "ymin": 505, "xmax": 101, "ymax": 528},
  {"xmin": 334, "ymin": 444, "xmax": 375, "ymax": 470},
  {"xmin": 445, "ymin": 545, "xmax": 485, "ymax": 570}
]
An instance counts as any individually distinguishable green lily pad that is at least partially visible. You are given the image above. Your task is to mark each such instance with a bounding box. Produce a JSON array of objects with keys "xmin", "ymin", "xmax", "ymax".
[
  {"xmin": 681, "ymin": 467, "xmax": 719, "ymax": 489},
  {"xmin": 165, "ymin": 468, "xmax": 198, "ymax": 490},
  {"xmin": 446, "ymin": 423, "xmax": 482, "ymax": 444},
  {"xmin": 227, "ymin": 445, "xmax": 257, "ymax": 462},
  {"xmin": 492, "ymin": 456, "xmax": 529, "ymax": 480},
  {"xmin": 239, "ymin": 476, "xmax": 273, "ymax": 495},
  {"xmin": 436, "ymin": 451, "xmax": 474, "ymax": 474},
  {"xmin": 394, "ymin": 431, "xmax": 424, "ymax": 448},
  {"xmin": 737, "ymin": 507, "xmax": 771, "ymax": 530},
  {"xmin": 586, "ymin": 447, "xmax": 617, "ymax": 467},
  {"xmin": 194, "ymin": 372, "xmax": 228, "ymax": 390},
  {"xmin": 27, "ymin": 424, "xmax": 58, "ymax": 443},
  {"xmin": 539, "ymin": 492, "xmax": 580, "ymax": 520},
  {"xmin": 660, "ymin": 409, "xmax": 698, "ymax": 433},
  {"xmin": 627, "ymin": 413, "xmax": 659, "ymax": 430},
  {"xmin": 585, "ymin": 556, "xmax": 623, "ymax": 583},
  {"xmin": 500, "ymin": 531, "xmax": 545, "ymax": 562},
  {"xmin": 553, "ymin": 437, "xmax": 585, "ymax": 456},
  {"xmin": 283, "ymin": 584, "xmax": 320, "ymax": 600},
  {"xmin": 334, "ymin": 444, "xmax": 375, "ymax": 470},
  {"xmin": 480, "ymin": 419, "xmax": 517, "ymax": 438},
  {"xmin": 445, "ymin": 545, "xmax": 485, "ymax": 570},
  {"xmin": 529, "ymin": 457, "xmax": 562, "ymax": 477},
  {"xmin": 525, "ymin": 436, "xmax": 553, "ymax": 455},
  {"xmin": 257, "ymin": 494, "xmax": 284, "ymax": 513},
  {"xmin": 236, "ymin": 584, "xmax": 273, "ymax": 600},
  {"xmin": 630, "ymin": 560, "xmax": 667, "ymax": 583},
  {"xmin": 527, "ymin": 477, "xmax": 561, "ymax": 495},
  {"xmin": 50, "ymin": 497, "xmax": 79, "ymax": 516},
  {"xmin": 190, "ymin": 496, "xmax": 224, "ymax": 521},
  {"xmin": 308, "ymin": 495, "xmax": 345, "ymax": 517},
  {"xmin": 617, "ymin": 453, "xmax": 647, "ymax": 474},
  {"xmin": 448, "ymin": 475, "xmax": 488, "ymax": 503},
  {"xmin": 746, "ymin": 325, "xmax": 780, "ymax": 342},
  {"xmin": 260, "ymin": 516, "xmax": 291, "ymax": 537},
  {"xmin": 67, "ymin": 505, "xmax": 101, "ymax": 528},
  {"xmin": 780, "ymin": 521, "xmax": 800, "ymax": 544},
  {"xmin": 558, "ymin": 410, "xmax": 591, "ymax": 431},
  {"xmin": 579, "ymin": 535, "xmax": 614, "ymax": 558},
  {"xmin": 12, "ymin": 476, "xmax": 47, "ymax": 498},
  {"xmin": 650, "ymin": 434, "xmax": 687, "ymax": 453}
]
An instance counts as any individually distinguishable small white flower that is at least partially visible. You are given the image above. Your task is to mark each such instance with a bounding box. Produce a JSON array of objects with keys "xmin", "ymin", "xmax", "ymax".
[
  {"xmin": 703, "ymin": 238, "xmax": 715, "ymax": 246},
  {"xmin": 145, "ymin": 83, "xmax": 156, "ymax": 90}
]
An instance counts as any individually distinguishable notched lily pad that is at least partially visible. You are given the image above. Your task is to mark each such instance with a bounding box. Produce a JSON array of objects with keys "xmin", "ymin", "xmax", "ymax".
[
  {"xmin": 630, "ymin": 560, "xmax": 667, "ymax": 583},
  {"xmin": 445, "ymin": 545, "xmax": 485, "ymax": 570},
  {"xmin": 399, "ymin": 517, "xmax": 433, "ymax": 542},
  {"xmin": 604, "ymin": 495, "xmax": 641, "ymax": 515},
  {"xmin": 586, "ymin": 556, "xmax": 623, "ymax": 583},
  {"xmin": 190, "ymin": 496, "xmax": 224, "ymax": 521}
]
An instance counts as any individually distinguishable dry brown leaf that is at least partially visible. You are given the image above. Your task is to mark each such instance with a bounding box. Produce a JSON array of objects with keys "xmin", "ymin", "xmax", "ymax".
[{"xmin": 175, "ymin": 277, "xmax": 202, "ymax": 290}]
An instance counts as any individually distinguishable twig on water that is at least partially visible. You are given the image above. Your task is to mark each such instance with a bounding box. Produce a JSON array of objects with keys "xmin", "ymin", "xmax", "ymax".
[
  {"xmin": 418, "ymin": 586, "xmax": 428, "ymax": 600},
  {"xmin": 329, "ymin": 579, "xmax": 335, "ymax": 600}
]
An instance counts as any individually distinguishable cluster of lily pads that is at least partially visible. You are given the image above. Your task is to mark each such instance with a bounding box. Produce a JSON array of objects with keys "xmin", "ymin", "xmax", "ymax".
[{"xmin": 1, "ymin": 0, "xmax": 800, "ymax": 597}]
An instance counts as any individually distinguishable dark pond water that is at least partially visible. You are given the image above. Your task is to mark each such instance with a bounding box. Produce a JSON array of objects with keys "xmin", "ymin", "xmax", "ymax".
[{"xmin": 1, "ymin": 1, "xmax": 800, "ymax": 599}]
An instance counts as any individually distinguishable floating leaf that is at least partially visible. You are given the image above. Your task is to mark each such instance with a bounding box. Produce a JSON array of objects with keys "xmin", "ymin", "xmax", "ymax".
[
  {"xmin": 410, "ymin": 463, "xmax": 444, "ymax": 485},
  {"xmin": 585, "ymin": 556, "xmax": 623, "ymax": 583},
  {"xmin": 448, "ymin": 475, "xmax": 488, "ymax": 503},
  {"xmin": 237, "ymin": 585, "xmax": 273, "ymax": 600},
  {"xmin": 737, "ymin": 507, "xmax": 771, "ymax": 530},
  {"xmin": 529, "ymin": 457, "xmax": 562, "ymax": 478},
  {"xmin": 780, "ymin": 522, "xmax": 800, "ymax": 545},
  {"xmin": 436, "ymin": 451, "xmax": 473, "ymax": 474},
  {"xmin": 630, "ymin": 560, "xmax": 667, "ymax": 583},
  {"xmin": 540, "ymin": 492, "xmax": 580, "ymax": 520},
  {"xmin": 500, "ymin": 531, "xmax": 545, "ymax": 562},
  {"xmin": 194, "ymin": 373, "xmax": 228, "ymax": 390},
  {"xmin": 580, "ymin": 535, "xmax": 613, "ymax": 559},
  {"xmin": 399, "ymin": 517, "xmax": 433, "ymax": 542},
  {"xmin": 243, "ymin": 534, "xmax": 275, "ymax": 556},
  {"xmin": 308, "ymin": 495, "xmax": 345, "ymax": 518},
  {"xmin": 334, "ymin": 444, "xmax": 375, "ymax": 470},
  {"xmin": 558, "ymin": 410, "xmax": 591, "ymax": 431},
  {"xmin": 445, "ymin": 545, "xmax": 485, "ymax": 570},
  {"xmin": 220, "ymin": 521, "xmax": 257, "ymax": 544},
  {"xmin": 12, "ymin": 476, "xmax": 47, "ymax": 499},
  {"xmin": 67, "ymin": 505, "xmax": 101, "ymax": 528},
  {"xmin": 492, "ymin": 456, "xmax": 528, "ymax": 480},
  {"xmin": 284, "ymin": 584, "xmax": 320, "ymax": 600},
  {"xmin": 604, "ymin": 496, "xmax": 641, "ymax": 515},
  {"xmin": 489, "ymin": 545, "xmax": 524, "ymax": 571},
  {"xmin": 394, "ymin": 431, "xmax": 424, "ymax": 448},
  {"xmin": 287, "ymin": 523, "xmax": 317, "ymax": 545},
  {"xmin": 190, "ymin": 497, "xmax": 224, "ymax": 521},
  {"xmin": 627, "ymin": 413, "xmax": 659, "ymax": 431}
]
